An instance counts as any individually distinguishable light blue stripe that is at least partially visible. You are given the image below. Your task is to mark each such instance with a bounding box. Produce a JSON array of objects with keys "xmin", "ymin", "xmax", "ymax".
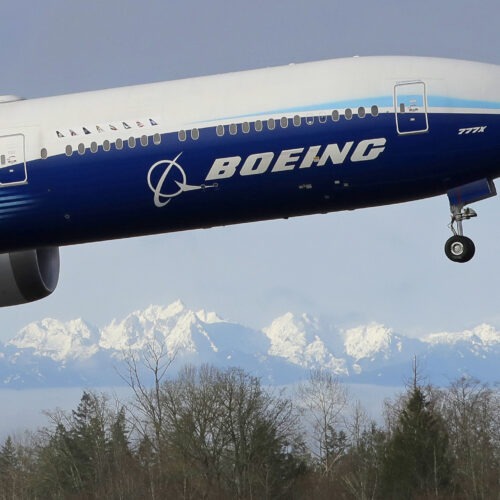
[
  {"xmin": 0, "ymin": 199, "xmax": 35, "ymax": 208},
  {"xmin": 0, "ymin": 205, "xmax": 35, "ymax": 215},
  {"xmin": 0, "ymin": 194, "xmax": 31, "ymax": 201},
  {"xmin": 207, "ymin": 94, "xmax": 500, "ymax": 123},
  {"xmin": 211, "ymin": 96, "xmax": 394, "ymax": 122},
  {"xmin": 264, "ymin": 96, "xmax": 395, "ymax": 116},
  {"xmin": 428, "ymin": 96, "xmax": 500, "ymax": 109}
]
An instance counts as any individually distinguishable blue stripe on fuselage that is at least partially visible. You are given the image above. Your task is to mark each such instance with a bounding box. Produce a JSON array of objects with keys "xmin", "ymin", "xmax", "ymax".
[
  {"xmin": 211, "ymin": 96, "xmax": 500, "ymax": 123},
  {"xmin": 0, "ymin": 111, "xmax": 499, "ymax": 252}
]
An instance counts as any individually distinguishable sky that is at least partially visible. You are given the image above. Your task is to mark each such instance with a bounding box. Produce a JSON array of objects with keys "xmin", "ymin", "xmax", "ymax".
[{"xmin": 1, "ymin": 0, "xmax": 500, "ymax": 341}]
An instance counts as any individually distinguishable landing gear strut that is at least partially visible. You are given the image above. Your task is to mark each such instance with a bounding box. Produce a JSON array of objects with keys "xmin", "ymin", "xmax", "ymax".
[
  {"xmin": 444, "ymin": 178, "xmax": 497, "ymax": 263},
  {"xmin": 445, "ymin": 206, "xmax": 476, "ymax": 263}
]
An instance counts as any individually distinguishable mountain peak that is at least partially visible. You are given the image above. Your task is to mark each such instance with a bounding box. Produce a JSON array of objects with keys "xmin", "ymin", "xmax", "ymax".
[
  {"xmin": 263, "ymin": 312, "xmax": 347, "ymax": 373},
  {"xmin": 164, "ymin": 299, "xmax": 186, "ymax": 316},
  {"xmin": 8, "ymin": 317, "xmax": 99, "ymax": 361},
  {"xmin": 425, "ymin": 323, "xmax": 500, "ymax": 346},
  {"xmin": 343, "ymin": 322, "xmax": 398, "ymax": 361},
  {"xmin": 195, "ymin": 309, "xmax": 224, "ymax": 324},
  {"xmin": 99, "ymin": 301, "xmax": 224, "ymax": 355},
  {"xmin": 263, "ymin": 312, "xmax": 319, "ymax": 356}
]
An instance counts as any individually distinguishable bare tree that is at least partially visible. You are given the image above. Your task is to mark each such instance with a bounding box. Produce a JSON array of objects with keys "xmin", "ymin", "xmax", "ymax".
[
  {"xmin": 160, "ymin": 365, "xmax": 306, "ymax": 499},
  {"xmin": 442, "ymin": 377, "xmax": 500, "ymax": 499},
  {"xmin": 120, "ymin": 340, "xmax": 177, "ymax": 499},
  {"xmin": 297, "ymin": 369, "xmax": 348, "ymax": 477}
]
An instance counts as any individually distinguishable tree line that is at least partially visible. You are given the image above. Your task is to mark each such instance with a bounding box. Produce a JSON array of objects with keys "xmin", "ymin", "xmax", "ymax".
[{"xmin": 0, "ymin": 352, "xmax": 498, "ymax": 499}]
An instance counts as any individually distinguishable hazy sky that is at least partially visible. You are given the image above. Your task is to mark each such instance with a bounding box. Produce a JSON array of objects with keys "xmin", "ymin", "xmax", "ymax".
[{"xmin": 1, "ymin": 0, "xmax": 500, "ymax": 341}]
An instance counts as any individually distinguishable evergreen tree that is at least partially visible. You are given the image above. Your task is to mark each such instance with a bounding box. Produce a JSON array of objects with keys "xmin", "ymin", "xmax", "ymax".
[
  {"xmin": 341, "ymin": 423, "xmax": 387, "ymax": 500},
  {"xmin": 107, "ymin": 407, "xmax": 137, "ymax": 497},
  {"xmin": 70, "ymin": 391, "xmax": 109, "ymax": 491},
  {"xmin": 33, "ymin": 423, "xmax": 82, "ymax": 497},
  {"xmin": 0, "ymin": 436, "xmax": 18, "ymax": 500},
  {"xmin": 381, "ymin": 385, "xmax": 452, "ymax": 498}
]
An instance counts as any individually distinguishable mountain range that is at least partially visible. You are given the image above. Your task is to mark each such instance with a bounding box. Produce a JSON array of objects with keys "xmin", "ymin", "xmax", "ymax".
[{"xmin": 0, "ymin": 300, "xmax": 498, "ymax": 388}]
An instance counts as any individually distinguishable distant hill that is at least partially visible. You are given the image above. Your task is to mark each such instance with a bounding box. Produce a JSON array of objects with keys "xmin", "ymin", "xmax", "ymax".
[{"xmin": 1, "ymin": 300, "xmax": 498, "ymax": 388}]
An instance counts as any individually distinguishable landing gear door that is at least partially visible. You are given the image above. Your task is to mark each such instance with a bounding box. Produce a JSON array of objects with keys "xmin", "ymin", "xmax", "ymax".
[
  {"xmin": 394, "ymin": 82, "xmax": 429, "ymax": 135},
  {"xmin": 0, "ymin": 134, "xmax": 27, "ymax": 186}
]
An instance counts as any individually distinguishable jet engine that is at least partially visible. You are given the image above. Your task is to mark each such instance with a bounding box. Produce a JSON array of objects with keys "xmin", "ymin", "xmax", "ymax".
[{"xmin": 0, "ymin": 247, "xmax": 60, "ymax": 306}]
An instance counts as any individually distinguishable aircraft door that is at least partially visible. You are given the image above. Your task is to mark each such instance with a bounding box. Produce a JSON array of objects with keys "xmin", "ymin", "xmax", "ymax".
[
  {"xmin": 394, "ymin": 82, "xmax": 429, "ymax": 134},
  {"xmin": 0, "ymin": 134, "xmax": 27, "ymax": 185}
]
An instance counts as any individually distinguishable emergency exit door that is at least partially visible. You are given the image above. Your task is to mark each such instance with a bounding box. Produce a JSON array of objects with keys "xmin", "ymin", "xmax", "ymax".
[
  {"xmin": 394, "ymin": 82, "xmax": 429, "ymax": 135},
  {"xmin": 0, "ymin": 135, "xmax": 27, "ymax": 185}
]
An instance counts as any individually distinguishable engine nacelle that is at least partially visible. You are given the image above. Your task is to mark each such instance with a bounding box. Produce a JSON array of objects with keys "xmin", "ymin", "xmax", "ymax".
[{"xmin": 0, "ymin": 247, "xmax": 60, "ymax": 306}]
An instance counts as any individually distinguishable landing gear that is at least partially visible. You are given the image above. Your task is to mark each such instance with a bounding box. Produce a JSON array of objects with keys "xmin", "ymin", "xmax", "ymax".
[
  {"xmin": 445, "ymin": 205, "xmax": 477, "ymax": 263},
  {"xmin": 445, "ymin": 235, "xmax": 475, "ymax": 263},
  {"xmin": 444, "ymin": 179, "xmax": 497, "ymax": 263}
]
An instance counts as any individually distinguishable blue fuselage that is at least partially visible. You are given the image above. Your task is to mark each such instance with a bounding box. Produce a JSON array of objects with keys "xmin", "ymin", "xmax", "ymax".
[{"xmin": 1, "ymin": 110, "xmax": 498, "ymax": 254}]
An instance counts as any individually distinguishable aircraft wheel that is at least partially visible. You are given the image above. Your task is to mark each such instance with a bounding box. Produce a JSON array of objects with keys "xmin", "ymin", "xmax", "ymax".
[{"xmin": 444, "ymin": 235, "xmax": 475, "ymax": 263}]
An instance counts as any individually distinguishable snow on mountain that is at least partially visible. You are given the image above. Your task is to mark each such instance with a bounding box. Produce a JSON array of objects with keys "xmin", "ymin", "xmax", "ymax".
[
  {"xmin": 0, "ymin": 301, "xmax": 498, "ymax": 388},
  {"xmin": 424, "ymin": 323, "xmax": 500, "ymax": 348},
  {"xmin": 8, "ymin": 318, "xmax": 99, "ymax": 361},
  {"xmin": 341, "ymin": 322, "xmax": 429, "ymax": 379},
  {"xmin": 99, "ymin": 300, "xmax": 222, "ymax": 357},
  {"xmin": 263, "ymin": 313, "xmax": 347, "ymax": 374},
  {"xmin": 98, "ymin": 301, "xmax": 280, "ymax": 380},
  {"xmin": 343, "ymin": 323, "xmax": 398, "ymax": 361},
  {"xmin": 195, "ymin": 309, "xmax": 225, "ymax": 325}
]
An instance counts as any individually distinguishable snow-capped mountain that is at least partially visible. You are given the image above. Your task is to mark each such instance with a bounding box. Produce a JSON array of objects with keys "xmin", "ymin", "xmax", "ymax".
[
  {"xmin": 99, "ymin": 301, "xmax": 223, "ymax": 357},
  {"xmin": 9, "ymin": 318, "xmax": 100, "ymax": 361},
  {"xmin": 264, "ymin": 313, "xmax": 347, "ymax": 374},
  {"xmin": 424, "ymin": 323, "xmax": 500, "ymax": 348},
  {"xmin": 0, "ymin": 301, "xmax": 498, "ymax": 388}
]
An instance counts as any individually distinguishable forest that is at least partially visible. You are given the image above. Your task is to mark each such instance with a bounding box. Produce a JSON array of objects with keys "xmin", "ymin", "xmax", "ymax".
[{"xmin": 0, "ymin": 350, "xmax": 498, "ymax": 499}]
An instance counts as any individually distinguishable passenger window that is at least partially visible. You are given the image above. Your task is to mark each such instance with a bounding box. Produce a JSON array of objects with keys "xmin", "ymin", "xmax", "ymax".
[
  {"xmin": 371, "ymin": 105, "xmax": 379, "ymax": 117},
  {"xmin": 358, "ymin": 107, "xmax": 366, "ymax": 118},
  {"xmin": 293, "ymin": 115, "xmax": 301, "ymax": 127},
  {"xmin": 267, "ymin": 118, "xmax": 275, "ymax": 130},
  {"xmin": 229, "ymin": 123, "xmax": 237, "ymax": 135},
  {"xmin": 191, "ymin": 128, "xmax": 199, "ymax": 140},
  {"xmin": 65, "ymin": 145, "xmax": 73, "ymax": 156},
  {"xmin": 178, "ymin": 130, "xmax": 187, "ymax": 142},
  {"xmin": 332, "ymin": 110, "xmax": 339, "ymax": 122},
  {"xmin": 78, "ymin": 143, "xmax": 85, "ymax": 155},
  {"xmin": 255, "ymin": 120, "xmax": 263, "ymax": 132},
  {"xmin": 280, "ymin": 117, "xmax": 288, "ymax": 128},
  {"xmin": 153, "ymin": 133, "xmax": 161, "ymax": 145},
  {"xmin": 103, "ymin": 140, "xmax": 111, "ymax": 152},
  {"xmin": 115, "ymin": 139, "xmax": 123, "ymax": 150},
  {"xmin": 128, "ymin": 137, "xmax": 136, "ymax": 148},
  {"xmin": 41, "ymin": 148, "xmax": 48, "ymax": 159},
  {"xmin": 140, "ymin": 135, "xmax": 148, "ymax": 147},
  {"xmin": 319, "ymin": 115, "xmax": 327, "ymax": 123},
  {"xmin": 90, "ymin": 142, "xmax": 98, "ymax": 153},
  {"xmin": 242, "ymin": 122, "xmax": 250, "ymax": 133},
  {"xmin": 345, "ymin": 108, "xmax": 353, "ymax": 120},
  {"xmin": 306, "ymin": 116, "xmax": 314, "ymax": 125},
  {"xmin": 216, "ymin": 124, "xmax": 224, "ymax": 137}
]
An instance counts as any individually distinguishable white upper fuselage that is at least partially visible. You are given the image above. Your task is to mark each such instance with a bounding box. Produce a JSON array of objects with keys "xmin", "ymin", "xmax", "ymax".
[{"xmin": 2, "ymin": 56, "xmax": 500, "ymax": 164}]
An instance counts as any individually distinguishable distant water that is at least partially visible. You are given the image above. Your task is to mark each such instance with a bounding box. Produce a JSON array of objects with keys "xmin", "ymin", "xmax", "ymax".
[
  {"xmin": 0, "ymin": 383, "xmax": 403, "ymax": 440},
  {"xmin": 0, "ymin": 387, "xmax": 134, "ymax": 440},
  {"xmin": 346, "ymin": 383, "xmax": 404, "ymax": 421}
]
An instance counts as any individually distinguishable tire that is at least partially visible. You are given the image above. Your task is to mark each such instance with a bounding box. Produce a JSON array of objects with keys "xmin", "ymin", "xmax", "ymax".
[{"xmin": 444, "ymin": 235, "xmax": 475, "ymax": 263}]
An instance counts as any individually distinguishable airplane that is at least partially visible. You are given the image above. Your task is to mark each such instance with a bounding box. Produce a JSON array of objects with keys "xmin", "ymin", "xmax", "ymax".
[{"xmin": 0, "ymin": 55, "xmax": 499, "ymax": 306}]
